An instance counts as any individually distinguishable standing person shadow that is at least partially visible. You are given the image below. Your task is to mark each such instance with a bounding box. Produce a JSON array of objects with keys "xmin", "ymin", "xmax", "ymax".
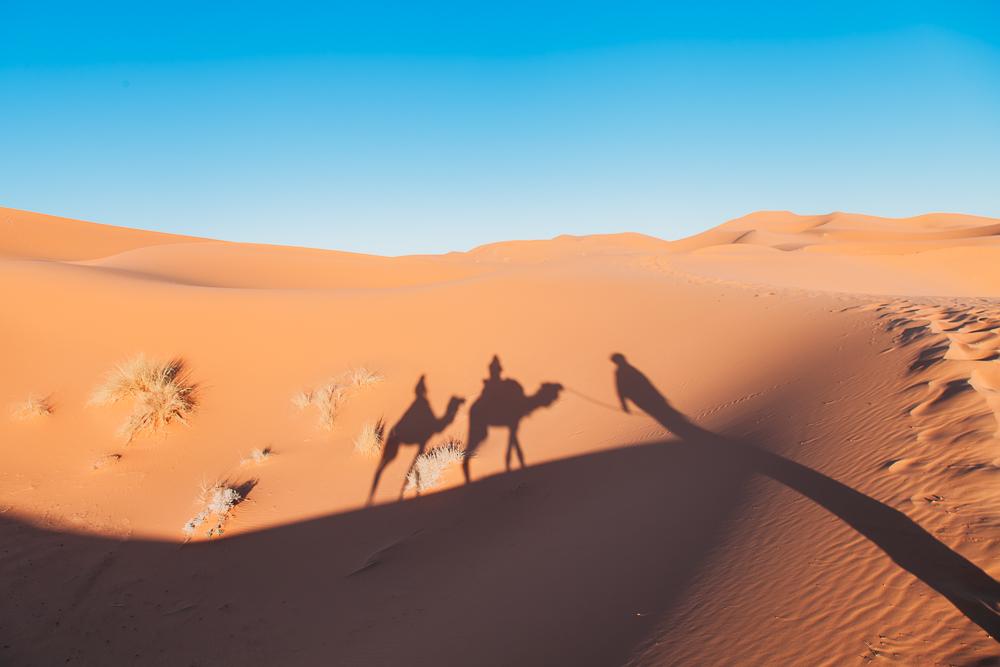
[
  {"xmin": 367, "ymin": 375, "xmax": 464, "ymax": 504},
  {"xmin": 609, "ymin": 352, "xmax": 1000, "ymax": 641},
  {"xmin": 463, "ymin": 355, "xmax": 563, "ymax": 483}
]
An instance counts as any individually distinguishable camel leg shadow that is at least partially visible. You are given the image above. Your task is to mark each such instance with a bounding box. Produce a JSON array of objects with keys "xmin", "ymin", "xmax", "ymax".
[
  {"xmin": 368, "ymin": 438, "xmax": 400, "ymax": 505},
  {"xmin": 464, "ymin": 416, "xmax": 488, "ymax": 483},
  {"xmin": 400, "ymin": 442, "xmax": 427, "ymax": 500},
  {"xmin": 505, "ymin": 426, "xmax": 525, "ymax": 471}
]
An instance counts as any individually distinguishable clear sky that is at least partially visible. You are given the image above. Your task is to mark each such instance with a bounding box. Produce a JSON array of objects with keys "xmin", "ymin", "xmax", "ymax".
[{"xmin": 2, "ymin": 2, "xmax": 999, "ymax": 255}]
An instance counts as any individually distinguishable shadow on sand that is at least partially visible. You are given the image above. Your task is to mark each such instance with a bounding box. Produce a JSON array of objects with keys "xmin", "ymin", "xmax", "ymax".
[
  {"xmin": 368, "ymin": 356, "xmax": 563, "ymax": 503},
  {"xmin": 611, "ymin": 351, "xmax": 1000, "ymax": 641},
  {"xmin": 463, "ymin": 355, "xmax": 562, "ymax": 483},
  {"xmin": 2, "ymin": 355, "xmax": 997, "ymax": 665},
  {"xmin": 368, "ymin": 375, "xmax": 465, "ymax": 503}
]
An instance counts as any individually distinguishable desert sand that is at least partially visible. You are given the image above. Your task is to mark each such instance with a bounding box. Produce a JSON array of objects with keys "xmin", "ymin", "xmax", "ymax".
[{"xmin": 2, "ymin": 205, "xmax": 1000, "ymax": 665}]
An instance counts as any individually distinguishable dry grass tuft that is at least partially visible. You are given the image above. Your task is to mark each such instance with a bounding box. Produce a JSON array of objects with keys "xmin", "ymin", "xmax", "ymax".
[
  {"xmin": 10, "ymin": 394, "xmax": 53, "ymax": 420},
  {"xmin": 182, "ymin": 479, "xmax": 254, "ymax": 539},
  {"xmin": 353, "ymin": 419, "xmax": 385, "ymax": 457},
  {"xmin": 91, "ymin": 355, "xmax": 196, "ymax": 443},
  {"xmin": 405, "ymin": 438, "xmax": 465, "ymax": 495},
  {"xmin": 346, "ymin": 367, "xmax": 383, "ymax": 388},
  {"xmin": 293, "ymin": 367, "xmax": 383, "ymax": 431},
  {"xmin": 293, "ymin": 383, "xmax": 345, "ymax": 429},
  {"xmin": 313, "ymin": 382, "xmax": 349, "ymax": 430},
  {"xmin": 291, "ymin": 390, "xmax": 313, "ymax": 410},
  {"xmin": 241, "ymin": 447, "xmax": 273, "ymax": 465}
]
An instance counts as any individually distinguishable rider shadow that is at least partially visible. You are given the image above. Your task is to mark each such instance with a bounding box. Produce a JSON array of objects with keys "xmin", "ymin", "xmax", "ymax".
[
  {"xmin": 463, "ymin": 355, "xmax": 563, "ymax": 483},
  {"xmin": 367, "ymin": 375, "xmax": 465, "ymax": 504},
  {"xmin": 610, "ymin": 352, "xmax": 1000, "ymax": 641}
]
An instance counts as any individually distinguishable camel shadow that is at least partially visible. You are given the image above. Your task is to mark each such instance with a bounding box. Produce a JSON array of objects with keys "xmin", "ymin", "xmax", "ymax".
[
  {"xmin": 611, "ymin": 352, "xmax": 1000, "ymax": 641},
  {"xmin": 463, "ymin": 355, "xmax": 562, "ymax": 483},
  {"xmin": 367, "ymin": 375, "xmax": 464, "ymax": 504}
]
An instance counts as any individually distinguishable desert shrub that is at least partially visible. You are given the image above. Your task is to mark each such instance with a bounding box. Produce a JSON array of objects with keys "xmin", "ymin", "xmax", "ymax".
[
  {"xmin": 183, "ymin": 481, "xmax": 250, "ymax": 539},
  {"xmin": 293, "ymin": 382, "xmax": 345, "ymax": 429},
  {"xmin": 353, "ymin": 419, "xmax": 385, "ymax": 457},
  {"xmin": 10, "ymin": 394, "xmax": 52, "ymax": 420},
  {"xmin": 405, "ymin": 438, "xmax": 465, "ymax": 494},
  {"xmin": 92, "ymin": 453, "xmax": 123, "ymax": 470},
  {"xmin": 91, "ymin": 355, "xmax": 196, "ymax": 443},
  {"xmin": 293, "ymin": 367, "xmax": 383, "ymax": 430},
  {"xmin": 241, "ymin": 447, "xmax": 273, "ymax": 465},
  {"xmin": 313, "ymin": 382, "xmax": 348, "ymax": 430},
  {"xmin": 291, "ymin": 390, "xmax": 313, "ymax": 410},
  {"xmin": 346, "ymin": 367, "xmax": 383, "ymax": 388}
]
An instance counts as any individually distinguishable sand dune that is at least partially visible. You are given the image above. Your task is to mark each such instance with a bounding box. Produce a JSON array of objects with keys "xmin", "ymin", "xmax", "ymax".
[
  {"xmin": 0, "ymin": 206, "xmax": 198, "ymax": 261},
  {"xmin": 2, "ymin": 206, "xmax": 1000, "ymax": 665},
  {"xmin": 668, "ymin": 210, "xmax": 1000, "ymax": 296}
]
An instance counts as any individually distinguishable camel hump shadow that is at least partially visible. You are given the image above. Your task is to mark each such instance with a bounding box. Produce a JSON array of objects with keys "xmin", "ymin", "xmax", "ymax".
[
  {"xmin": 367, "ymin": 375, "xmax": 464, "ymax": 504},
  {"xmin": 463, "ymin": 355, "xmax": 563, "ymax": 483}
]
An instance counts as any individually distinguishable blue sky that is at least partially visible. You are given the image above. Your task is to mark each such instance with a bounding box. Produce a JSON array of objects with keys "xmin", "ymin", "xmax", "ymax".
[{"xmin": 2, "ymin": 2, "xmax": 998, "ymax": 255}]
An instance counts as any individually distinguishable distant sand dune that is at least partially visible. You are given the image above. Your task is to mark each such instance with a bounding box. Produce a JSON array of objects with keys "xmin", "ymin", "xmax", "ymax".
[{"xmin": 667, "ymin": 211, "xmax": 1000, "ymax": 297}]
